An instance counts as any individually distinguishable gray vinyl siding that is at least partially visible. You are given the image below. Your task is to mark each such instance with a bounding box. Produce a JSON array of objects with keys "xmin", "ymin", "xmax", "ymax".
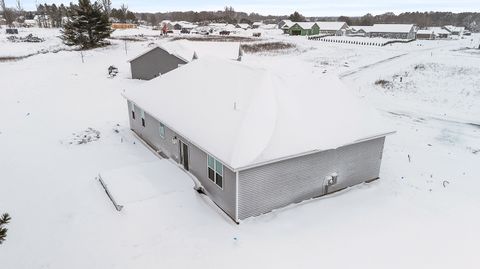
[
  {"xmin": 368, "ymin": 28, "xmax": 416, "ymax": 39},
  {"xmin": 237, "ymin": 137, "xmax": 386, "ymax": 220},
  {"xmin": 130, "ymin": 47, "xmax": 188, "ymax": 80},
  {"xmin": 127, "ymin": 100, "xmax": 237, "ymax": 219}
]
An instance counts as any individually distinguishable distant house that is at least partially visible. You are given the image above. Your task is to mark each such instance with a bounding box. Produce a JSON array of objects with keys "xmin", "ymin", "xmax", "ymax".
[
  {"xmin": 278, "ymin": 20, "xmax": 294, "ymax": 34},
  {"xmin": 173, "ymin": 21, "xmax": 196, "ymax": 31},
  {"xmin": 347, "ymin": 25, "xmax": 373, "ymax": 36},
  {"xmin": 252, "ymin": 22, "xmax": 263, "ymax": 29},
  {"xmin": 111, "ymin": 23, "xmax": 137, "ymax": 30},
  {"xmin": 416, "ymin": 29, "xmax": 435, "ymax": 40},
  {"xmin": 123, "ymin": 58, "xmax": 393, "ymax": 222},
  {"xmin": 367, "ymin": 24, "xmax": 416, "ymax": 39},
  {"xmin": 288, "ymin": 22, "xmax": 319, "ymax": 36},
  {"xmin": 316, "ymin": 21, "xmax": 349, "ymax": 36},
  {"xmin": 443, "ymin": 25, "xmax": 465, "ymax": 36},
  {"xmin": 278, "ymin": 19, "xmax": 293, "ymax": 29},
  {"xmin": 236, "ymin": 23, "xmax": 251, "ymax": 30},
  {"xmin": 128, "ymin": 40, "xmax": 241, "ymax": 80},
  {"xmin": 430, "ymin": 27, "xmax": 450, "ymax": 39},
  {"xmin": 23, "ymin": 19, "xmax": 36, "ymax": 27}
]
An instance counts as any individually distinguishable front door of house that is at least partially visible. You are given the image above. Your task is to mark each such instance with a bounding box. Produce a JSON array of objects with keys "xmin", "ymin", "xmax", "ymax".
[{"xmin": 180, "ymin": 141, "xmax": 189, "ymax": 171}]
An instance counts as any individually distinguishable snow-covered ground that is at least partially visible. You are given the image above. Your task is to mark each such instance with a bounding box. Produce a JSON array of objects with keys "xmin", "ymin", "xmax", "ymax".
[{"xmin": 0, "ymin": 27, "xmax": 479, "ymax": 268}]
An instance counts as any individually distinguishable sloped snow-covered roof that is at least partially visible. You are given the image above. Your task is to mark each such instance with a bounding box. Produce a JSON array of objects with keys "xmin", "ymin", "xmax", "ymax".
[
  {"xmin": 417, "ymin": 29, "xmax": 434, "ymax": 35},
  {"xmin": 316, "ymin": 21, "xmax": 347, "ymax": 31},
  {"xmin": 124, "ymin": 58, "xmax": 393, "ymax": 171},
  {"xmin": 236, "ymin": 23, "xmax": 251, "ymax": 29},
  {"xmin": 128, "ymin": 40, "xmax": 240, "ymax": 63},
  {"xmin": 430, "ymin": 27, "xmax": 450, "ymax": 35},
  {"xmin": 369, "ymin": 24, "xmax": 415, "ymax": 33},
  {"xmin": 350, "ymin": 25, "xmax": 373, "ymax": 33},
  {"xmin": 443, "ymin": 25, "xmax": 465, "ymax": 34},
  {"xmin": 292, "ymin": 22, "xmax": 318, "ymax": 29},
  {"xmin": 280, "ymin": 20, "xmax": 293, "ymax": 29}
]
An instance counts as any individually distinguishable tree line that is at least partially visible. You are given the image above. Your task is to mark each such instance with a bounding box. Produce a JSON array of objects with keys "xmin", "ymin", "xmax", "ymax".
[
  {"xmin": 135, "ymin": 6, "xmax": 283, "ymax": 26},
  {"xmin": 2, "ymin": 2, "xmax": 480, "ymax": 31}
]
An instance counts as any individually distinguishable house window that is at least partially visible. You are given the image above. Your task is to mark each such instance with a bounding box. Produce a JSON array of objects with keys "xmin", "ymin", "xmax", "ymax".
[
  {"xmin": 130, "ymin": 102, "xmax": 135, "ymax": 119},
  {"xmin": 141, "ymin": 109, "xmax": 145, "ymax": 127},
  {"xmin": 207, "ymin": 155, "xmax": 223, "ymax": 188},
  {"xmin": 159, "ymin": 123, "xmax": 165, "ymax": 139}
]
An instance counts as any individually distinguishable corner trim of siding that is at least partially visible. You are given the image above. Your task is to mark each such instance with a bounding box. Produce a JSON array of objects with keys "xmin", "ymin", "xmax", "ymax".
[{"xmin": 235, "ymin": 171, "xmax": 239, "ymax": 222}]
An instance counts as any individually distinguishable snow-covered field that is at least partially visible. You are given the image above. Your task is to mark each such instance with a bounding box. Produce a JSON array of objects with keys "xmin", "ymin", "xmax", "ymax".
[{"xmin": 1, "ymin": 27, "xmax": 479, "ymax": 268}]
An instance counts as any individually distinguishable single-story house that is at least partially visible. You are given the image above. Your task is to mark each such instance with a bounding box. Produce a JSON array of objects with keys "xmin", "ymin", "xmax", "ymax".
[
  {"xmin": 347, "ymin": 25, "xmax": 373, "ymax": 36},
  {"xmin": 173, "ymin": 21, "xmax": 196, "ymax": 30},
  {"xmin": 23, "ymin": 19, "xmax": 36, "ymax": 27},
  {"xmin": 367, "ymin": 24, "xmax": 416, "ymax": 39},
  {"xmin": 288, "ymin": 22, "xmax": 320, "ymax": 36},
  {"xmin": 416, "ymin": 29, "xmax": 435, "ymax": 40},
  {"xmin": 278, "ymin": 19, "xmax": 292, "ymax": 29},
  {"xmin": 111, "ymin": 23, "xmax": 137, "ymax": 30},
  {"xmin": 443, "ymin": 25, "xmax": 465, "ymax": 36},
  {"xmin": 316, "ymin": 21, "xmax": 349, "ymax": 36},
  {"xmin": 430, "ymin": 27, "xmax": 450, "ymax": 39},
  {"xmin": 123, "ymin": 58, "xmax": 394, "ymax": 222},
  {"xmin": 252, "ymin": 22, "xmax": 263, "ymax": 29},
  {"xmin": 236, "ymin": 23, "xmax": 251, "ymax": 30},
  {"xmin": 128, "ymin": 40, "xmax": 241, "ymax": 80}
]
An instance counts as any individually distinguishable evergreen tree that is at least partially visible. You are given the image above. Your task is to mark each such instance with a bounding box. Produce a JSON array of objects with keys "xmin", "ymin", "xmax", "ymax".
[
  {"xmin": 61, "ymin": 0, "xmax": 113, "ymax": 49},
  {"xmin": 288, "ymin": 11, "xmax": 306, "ymax": 22},
  {"xmin": 0, "ymin": 213, "xmax": 11, "ymax": 245}
]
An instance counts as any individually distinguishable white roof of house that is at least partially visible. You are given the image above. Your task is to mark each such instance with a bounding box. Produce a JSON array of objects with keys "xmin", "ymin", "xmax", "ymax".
[
  {"xmin": 124, "ymin": 58, "xmax": 393, "ymax": 171},
  {"xmin": 369, "ymin": 24, "xmax": 415, "ymax": 33},
  {"xmin": 350, "ymin": 25, "xmax": 373, "ymax": 32},
  {"xmin": 292, "ymin": 22, "xmax": 318, "ymax": 29},
  {"xmin": 417, "ymin": 29, "xmax": 434, "ymax": 35},
  {"xmin": 173, "ymin": 21, "xmax": 196, "ymax": 28},
  {"xmin": 236, "ymin": 23, "xmax": 251, "ymax": 29},
  {"xmin": 443, "ymin": 25, "xmax": 465, "ymax": 33},
  {"xmin": 430, "ymin": 27, "xmax": 450, "ymax": 35},
  {"xmin": 128, "ymin": 40, "xmax": 240, "ymax": 63},
  {"xmin": 316, "ymin": 21, "xmax": 347, "ymax": 31},
  {"xmin": 280, "ymin": 20, "xmax": 293, "ymax": 28}
]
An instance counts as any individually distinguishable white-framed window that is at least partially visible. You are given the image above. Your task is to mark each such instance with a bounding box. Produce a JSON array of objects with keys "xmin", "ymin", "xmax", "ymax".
[
  {"xmin": 207, "ymin": 155, "xmax": 223, "ymax": 189},
  {"xmin": 140, "ymin": 109, "xmax": 145, "ymax": 127},
  {"xmin": 130, "ymin": 102, "xmax": 135, "ymax": 119},
  {"xmin": 159, "ymin": 123, "xmax": 165, "ymax": 139}
]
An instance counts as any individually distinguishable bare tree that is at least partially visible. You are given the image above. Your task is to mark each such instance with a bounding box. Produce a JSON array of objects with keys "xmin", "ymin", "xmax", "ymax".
[
  {"xmin": 16, "ymin": 0, "xmax": 23, "ymax": 12},
  {"xmin": 16, "ymin": 0, "xmax": 25, "ymax": 22},
  {"xmin": 119, "ymin": 3, "xmax": 128, "ymax": 23},
  {"xmin": 101, "ymin": 0, "xmax": 111, "ymax": 16},
  {"xmin": 0, "ymin": 0, "xmax": 14, "ymax": 26}
]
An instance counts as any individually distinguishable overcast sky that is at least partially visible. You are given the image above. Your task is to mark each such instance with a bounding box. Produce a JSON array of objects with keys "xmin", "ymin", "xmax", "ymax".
[{"xmin": 8, "ymin": 0, "xmax": 480, "ymax": 16}]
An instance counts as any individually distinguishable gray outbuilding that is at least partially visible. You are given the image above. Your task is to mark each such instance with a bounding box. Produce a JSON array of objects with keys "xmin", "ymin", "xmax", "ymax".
[
  {"xmin": 128, "ymin": 40, "xmax": 241, "ymax": 80},
  {"xmin": 128, "ymin": 46, "xmax": 189, "ymax": 80},
  {"xmin": 367, "ymin": 24, "xmax": 416, "ymax": 39},
  {"xmin": 123, "ymin": 58, "xmax": 394, "ymax": 222}
]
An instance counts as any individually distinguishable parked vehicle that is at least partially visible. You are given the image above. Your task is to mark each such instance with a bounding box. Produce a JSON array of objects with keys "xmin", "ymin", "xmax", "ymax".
[
  {"xmin": 181, "ymin": 28, "xmax": 191, "ymax": 34},
  {"xmin": 219, "ymin": 30, "xmax": 230, "ymax": 35},
  {"xmin": 6, "ymin": 29, "xmax": 18, "ymax": 34}
]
